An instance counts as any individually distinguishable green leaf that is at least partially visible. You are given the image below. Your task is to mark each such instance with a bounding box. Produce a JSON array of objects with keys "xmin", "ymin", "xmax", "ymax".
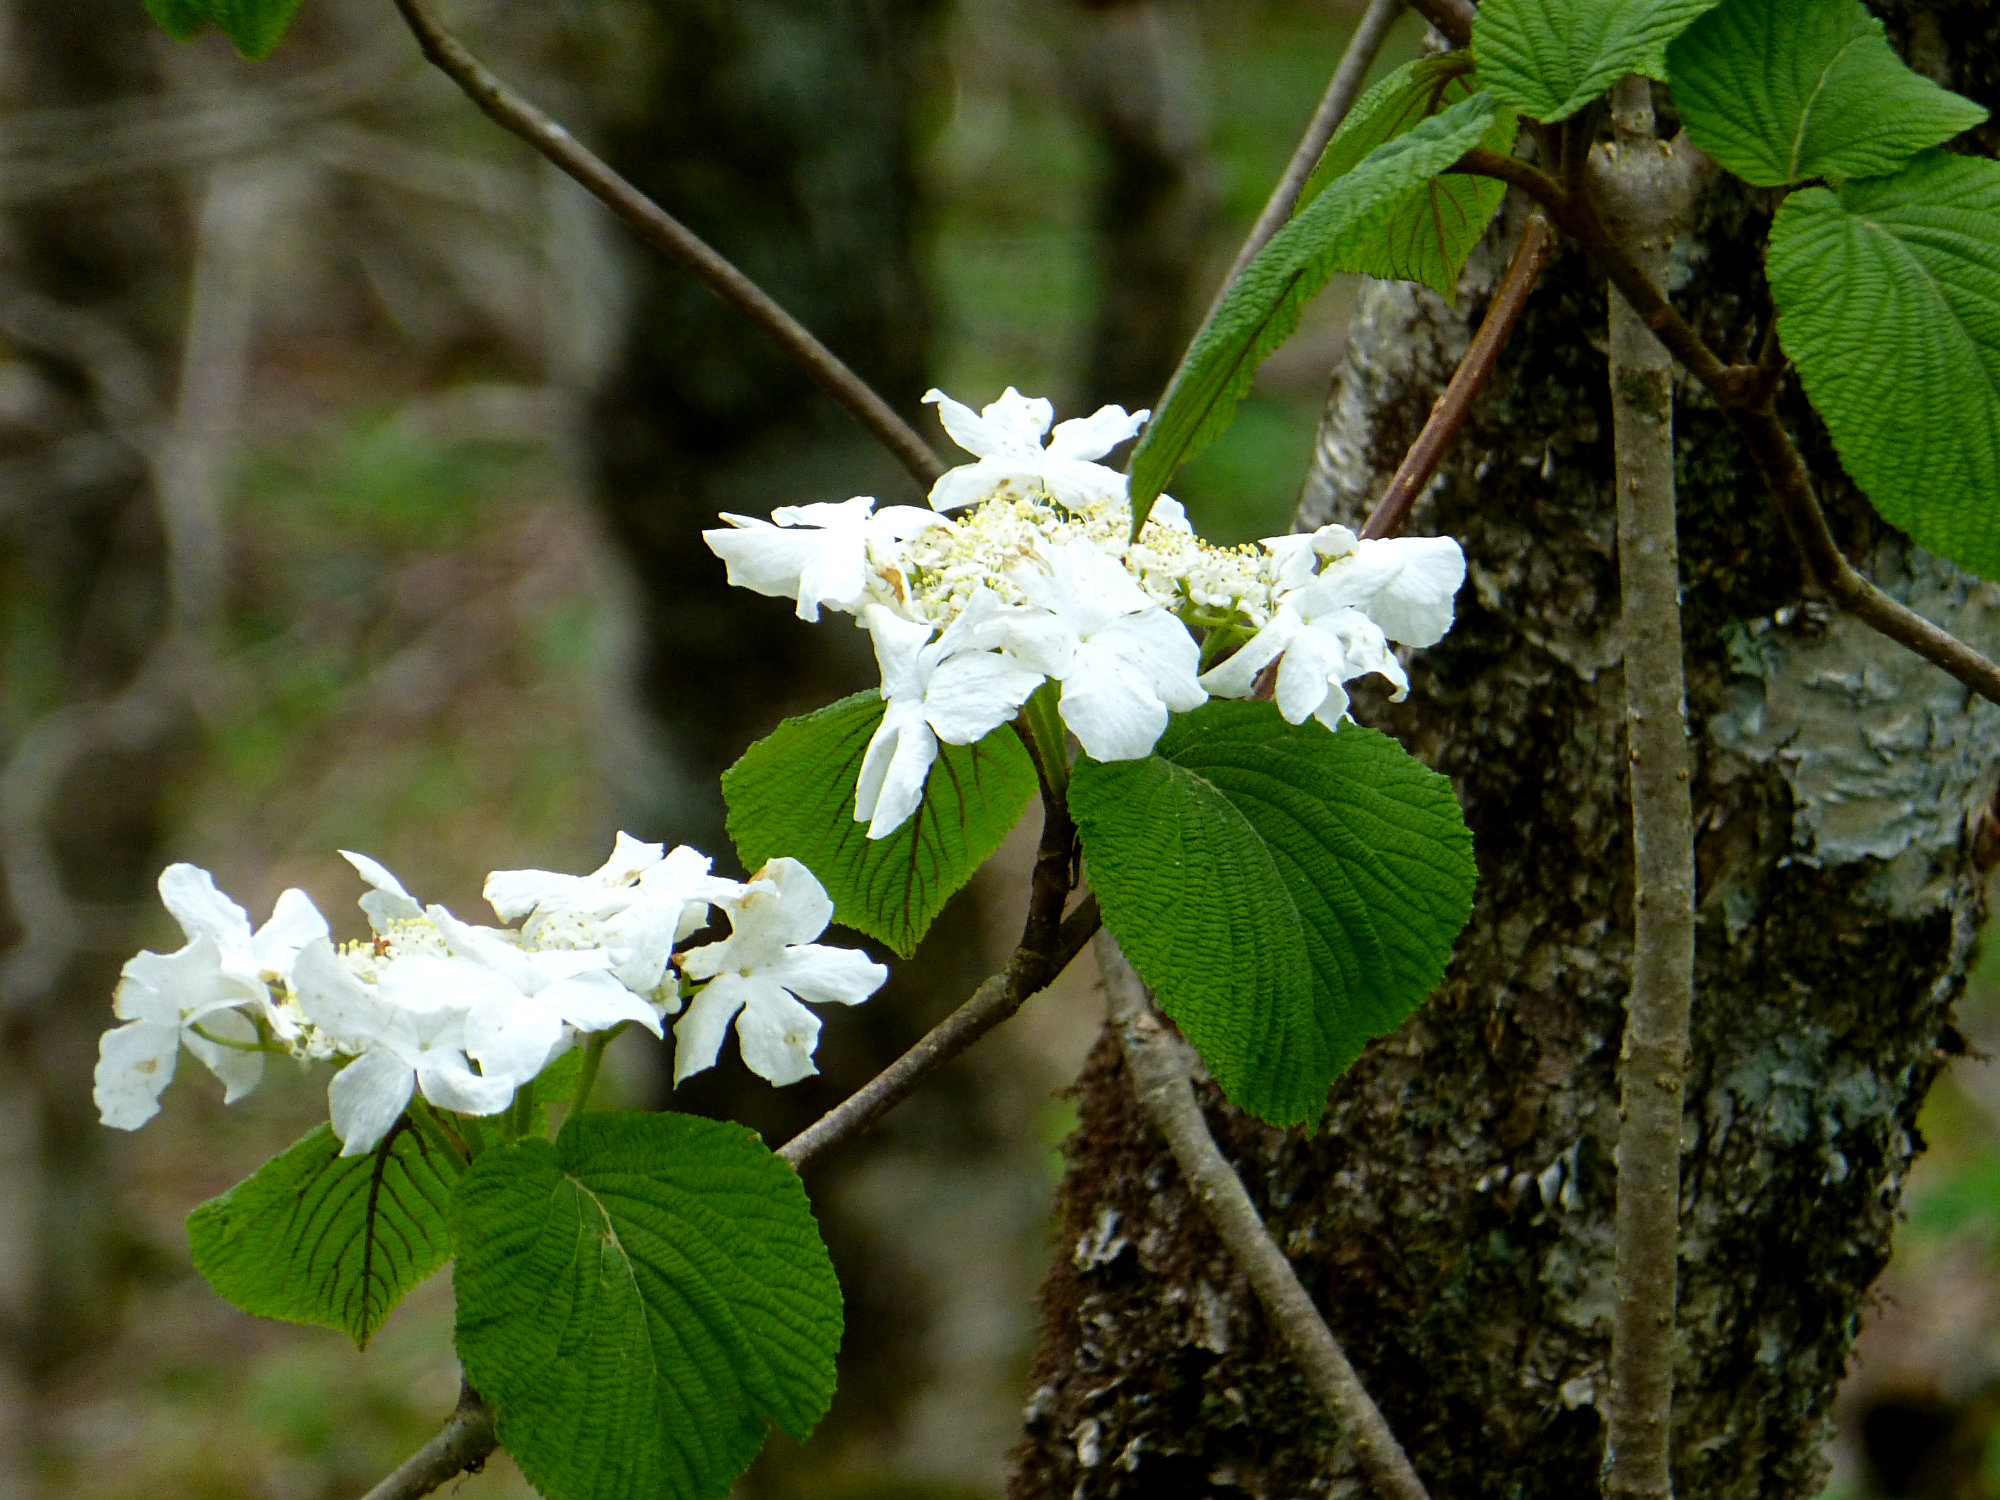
[
  {"xmin": 1667, "ymin": 0, "xmax": 1986, "ymax": 186},
  {"xmin": 1472, "ymin": 0, "xmax": 1724, "ymax": 122},
  {"xmin": 453, "ymin": 1112, "xmax": 842, "ymax": 1500},
  {"xmin": 1128, "ymin": 91, "xmax": 1501, "ymax": 530},
  {"xmin": 1299, "ymin": 56, "xmax": 1518, "ymax": 303},
  {"xmin": 188, "ymin": 1118, "xmax": 461, "ymax": 1349},
  {"xmin": 142, "ymin": 0, "xmax": 309, "ymax": 58},
  {"xmin": 1769, "ymin": 151, "xmax": 2000, "ymax": 580},
  {"xmin": 1070, "ymin": 702, "xmax": 1475, "ymax": 1126},
  {"xmin": 723, "ymin": 691, "xmax": 1037, "ymax": 958}
]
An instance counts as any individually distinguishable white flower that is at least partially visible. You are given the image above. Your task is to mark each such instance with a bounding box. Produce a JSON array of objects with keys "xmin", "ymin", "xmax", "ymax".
[
  {"xmin": 1300, "ymin": 534, "xmax": 1465, "ymax": 647},
  {"xmin": 94, "ymin": 937, "xmax": 263, "ymax": 1131},
  {"xmin": 855, "ymin": 595, "xmax": 1043, "ymax": 839},
  {"xmin": 151, "ymin": 863, "xmax": 328, "ymax": 1038},
  {"xmin": 486, "ymin": 835, "xmax": 745, "ymax": 995},
  {"xmin": 292, "ymin": 938, "xmax": 516, "ymax": 1155},
  {"xmin": 427, "ymin": 905, "xmax": 662, "ymax": 1081},
  {"xmin": 703, "ymin": 496, "xmax": 948, "ymax": 622},
  {"xmin": 1199, "ymin": 597, "xmax": 1407, "ymax": 728},
  {"xmin": 924, "ymin": 387, "xmax": 1147, "ymax": 514},
  {"xmin": 1001, "ymin": 541, "xmax": 1205, "ymax": 761},
  {"xmin": 675, "ymin": 858, "xmax": 887, "ymax": 1087}
]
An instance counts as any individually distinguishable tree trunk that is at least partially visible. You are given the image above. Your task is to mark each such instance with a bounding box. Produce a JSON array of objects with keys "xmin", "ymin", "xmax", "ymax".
[{"xmin": 1009, "ymin": 8, "xmax": 2000, "ymax": 1497}]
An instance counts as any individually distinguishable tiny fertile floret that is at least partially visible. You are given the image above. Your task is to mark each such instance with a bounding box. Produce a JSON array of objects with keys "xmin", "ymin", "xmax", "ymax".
[{"xmin": 703, "ymin": 386, "xmax": 1468, "ymax": 836}]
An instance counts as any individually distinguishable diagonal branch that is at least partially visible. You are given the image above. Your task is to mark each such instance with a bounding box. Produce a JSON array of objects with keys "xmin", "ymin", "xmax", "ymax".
[
  {"xmin": 1449, "ymin": 145, "xmax": 2000, "ymax": 709},
  {"xmin": 384, "ymin": 0, "xmax": 945, "ymax": 491},
  {"xmin": 358, "ymin": 1381, "xmax": 496, "ymax": 1500},
  {"xmin": 1361, "ymin": 211, "xmax": 1556, "ymax": 540},
  {"xmin": 1097, "ymin": 933, "xmax": 1431, "ymax": 1500}
]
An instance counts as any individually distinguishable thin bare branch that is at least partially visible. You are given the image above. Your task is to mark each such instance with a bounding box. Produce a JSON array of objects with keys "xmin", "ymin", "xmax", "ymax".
[
  {"xmin": 1449, "ymin": 144, "xmax": 2000, "ymax": 710},
  {"xmin": 1097, "ymin": 934, "xmax": 1430, "ymax": 1500},
  {"xmin": 1405, "ymin": 0, "xmax": 1475, "ymax": 47},
  {"xmin": 385, "ymin": 0, "xmax": 945, "ymax": 490},
  {"xmin": 1200, "ymin": 0, "xmax": 1404, "ymax": 327},
  {"xmin": 1592, "ymin": 78, "xmax": 1699, "ymax": 1500},
  {"xmin": 1361, "ymin": 211, "xmax": 1555, "ymax": 540},
  {"xmin": 358, "ymin": 1382, "xmax": 498, "ymax": 1500}
]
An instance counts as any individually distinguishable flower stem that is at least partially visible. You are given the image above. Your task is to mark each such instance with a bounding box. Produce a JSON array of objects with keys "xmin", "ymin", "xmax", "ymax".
[
  {"xmin": 1020, "ymin": 680, "xmax": 1071, "ymax": 799},
  {"xmin": 569, "ymin": 1028, "xmax": 619, "ymax": 1121},
  {"xmin": 503, "ymin": 1078, "xmax": 537, "ymax": 1141}
]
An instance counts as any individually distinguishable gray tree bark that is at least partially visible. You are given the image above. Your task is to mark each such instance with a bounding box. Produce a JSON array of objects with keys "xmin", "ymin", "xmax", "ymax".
[{"xmin": 1008, "ymin": 7, "xmax": 2000, "ymax": 1497}]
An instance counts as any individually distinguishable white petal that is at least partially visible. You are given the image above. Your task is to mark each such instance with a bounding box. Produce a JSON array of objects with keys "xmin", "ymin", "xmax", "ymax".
[
  {"xmin": 1312, "ymin": 679, "xmax": 1354, "ymax": 730},
  {"xmin": 601, "ymin": 900, "xmax": 684, "ymax": 993},
  {"xmin": 251, "ymin": 889, "xmax": 329, "ymax": 978},
  {"xmin": 746, "ymin": 859, "xmax": 836, "ymax": 945},
  {"xmin": 735, "ymin": 987, "xmax": 823, "ymax": 1086},
  {"xmin": 328, "ymin": 1050, "xmax": 415, "ymax": 1156},
  {"xmin": 1040, "ymin": 458, "xmax": 1131, "ymax": 512},
  {"xmin": 483, "ymin": 868, "xmax": 583, "ymax": 923},
  {"xmin": 1091, "ymin": 610, "xmax": 1204, "ymax": 711},
  {"xmin": 922, "ymin": 388, "xmax": 1012, "ymax": 460},
  {"xmin": 1060, "ymin": 647, "xmax": 1169, "ymax": 762},
  {"xmin": 114, "ymin": 938, "xmax": 226, "ymax": 1025},
  {"xmin": 770, "ymin": 496, "xmax": 877, "ymax": 530},
  {"xmin": 702, "ymin": 521, "xmax": 820, "ymax": 613},
  {"xmin": 594, "ymin": 831, "xmax": 665, "ymax": 885},
  {"xmin": 764, "ymin": 945, "xmax": 888, "ymax": 1007},
  {"xmin": 866, "ymin": 714, "xmax": 939, "ymax": 839},
  {"xmin": 981, "ymin": 387, "xmax": 1056, "ymax": 449},
  {"xmin": 928, "ymin": 460, "xmax": 1015, "ymax": 513},
  {"xmin": 291, "ymin": 937, "xmax": 390, "ymax": 1048},
  {"xmin": 1358, "ymin": 536, "xmax": 1465, "ymax": 646},
  {"xmin": 794, "ymin": 536, "xmax": 871, "ymax": 621},
  {"xmin": 1046, "ymin": 404, "xmax": 1148, "ymax": 462},
  {"xmin": 417, "ymin": 1054, "xmax": 517, "ymax": 1117},
  {"xmin": 673, "ymin": 979, "xmax": 748, "ymax": 1085},
  {"xmin": 158, "ymin": 864, "xmax": 254, "ymax": 951},
  {"xmin": 93, "ymin": 1021, "xmax": 180, "ymax": 1130},
  {"xmin": 182, "ymin": 1007, "xmax": 264, "ymax": 1104},
  {"xmin": 1275, "ymin": 628, "xmax": 1344, "ymax": 726},
  {"xmin": 865, "ymin": 604, "xmax": 935, "ymax": 701},
  {"xmin": 463, "ymin": 998, "xmax": 564, "ymax": 1084},
  {"xmin": 1200, "ymin": 614, "xmax": 1296, "ymax": 700},
  {"xmin": 341, "ymin": 851, "xmax": 423, "ymax": 929},
  {"xmin": 997, "ymin": 608, "xmax": 1077, "ymax": 678},
  {"xmin": 1145, "ymin": 496, "xmax": 1192, "ymax": 534},
  {"xmin": 543, "ymin": 971, "xmax": 664, "ymax": 1037},
  {"xmin": 923, "ymin": 651, "xmax": 1042, "ymax": 745},
  {"xmin": 870, "ymin": 505, "xmax": 954, "ymax": 540}
]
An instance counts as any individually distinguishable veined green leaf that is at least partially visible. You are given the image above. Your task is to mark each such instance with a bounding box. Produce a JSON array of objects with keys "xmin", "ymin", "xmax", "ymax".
[
  {"xmin": 188, "ymin": 1118, "xmax": 460, "ymax": 1349},
  {"xmin": 1769, "ymin": 151, "xmax": 2000, "ymax": 580},
  {"xmin": 723, "ymin": 691, "xmax": 1037, "ymax": 958},
  {"xmin": 1070, "ymin": 702, "xmax": 1475, "ymax": 1126},
  {"xmin": 1472, "ymin": 0, "xmax": 1724, "ymax": 122},
  {"xmin": 1299, "ymin": 56, "xmax": 1517, "ymax": 303},
  {"xmin": 1668, "ymin": 0, "xmax": 1985, "ymax": 186},
  {"xmin": 143, "ymin": 0, "xmax": 310, "ymax": 57},
  {"xmin": 1128, "ymin": 91, "xmax": 1500, "ymax": 531},
  {"xmin": 453, "ymin": 1112, "xmax": 841, "ymax": 1500}
]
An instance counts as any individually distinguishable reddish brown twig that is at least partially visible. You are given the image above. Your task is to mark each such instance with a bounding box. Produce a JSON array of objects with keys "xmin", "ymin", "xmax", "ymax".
[
  {"xmin": 1448, "ymin": 146, "xmax": 2000, "ymax": 709},
  {"xmin": 1361, "ymin": 212, "xmax": 1556, "ymax": 540}
]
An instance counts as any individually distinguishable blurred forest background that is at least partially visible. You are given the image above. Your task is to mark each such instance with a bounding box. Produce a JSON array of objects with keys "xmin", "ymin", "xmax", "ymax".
[{"xmin": 1, "ymin": 1, "xmax": 1997, "ymax": 1496}]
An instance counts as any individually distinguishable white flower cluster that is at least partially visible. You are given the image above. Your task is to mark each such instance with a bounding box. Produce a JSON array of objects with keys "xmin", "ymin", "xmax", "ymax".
[
  {"xmin": 706, "ymin": 388, "xmax": 1468, "ymax": 837},
  {"xmin": 94, "ymin": 839, "xmax": 888, "ymax": 1155}
]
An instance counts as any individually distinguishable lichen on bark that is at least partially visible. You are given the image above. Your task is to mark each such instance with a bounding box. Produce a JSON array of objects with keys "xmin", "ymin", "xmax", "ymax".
[{"xmin": 1006, "ymin": 11, "xmax": 2000, "ymax": 1496}]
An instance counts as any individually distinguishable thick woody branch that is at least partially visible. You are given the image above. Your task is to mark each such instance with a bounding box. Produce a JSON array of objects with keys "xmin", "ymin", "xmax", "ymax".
[
  {"xmin": 1361, "ymin": 212, "xmax": 1556, "ymax": 540},
  {"xmin": 1449, "ymin": 145, "xmax": 2000, "ymax": 709},
  {"xmin": 1098, "ymin": 933, "xmax": 1431, "ymax": 1500},
  {"xmin": 1593, "ymin": 77, "xmax": 1698, "ymax": 1500},
  {"xmin": 1405, "ymin": 0, "xmax": 1475, "ymax": 47},
  {"xmin": 385, "ymin": 0, "xmax": 945, "ymax": 490},
  {"xmin": 358, "ymin": 1382, "xmax": 496, "ymax": 1500}
]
